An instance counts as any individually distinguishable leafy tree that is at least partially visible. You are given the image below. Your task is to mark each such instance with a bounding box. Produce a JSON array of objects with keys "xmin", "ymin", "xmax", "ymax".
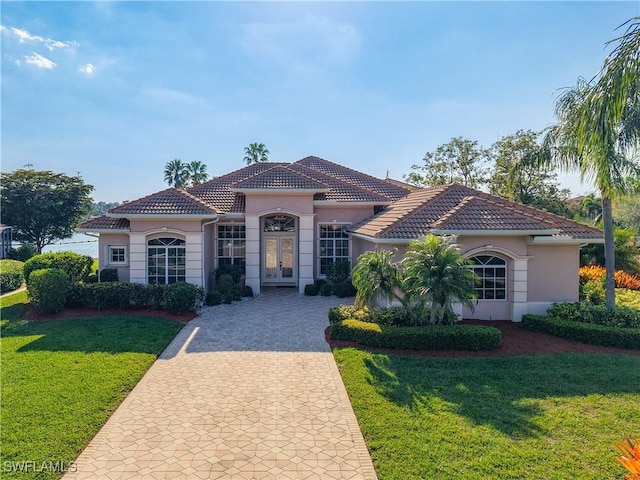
[
  {"xmin": 581, "ymin": 227, "xmax": 640, "ymax": 274},
  {"xmin": 243, "ymin": 142, "xmax": 270, "ymax": 165},
  {"xmin": 351, "ymin": 250, "xmax": 400, "ymax": 309},
  {"xmin": 581, "ymin": 193, "xmax": 603, "ymax": 223},
  {"xmin": 89, "ymin": 200, "xmax": 122, "ymax": 216},
  {"xmin": 401, "ymin": 235, "xmax": 476, "ymax": 325},
  {"xmin": 487, "ymin": 130, "xmax": 574, "ymax": 217},
  {"xmin": 163, "ymin": 158, "xmax": 188, "ymax": 188},
  {"xmin": 405, "ymin": 137, "xmax": 489, "ymax": 188},
  {"xmin": 0, "ymin": 169, "xmax": 93, "ymax": 253},
  {"xmin": 186, "ymin": 160, "xmax": 208, "ymax": 186},
  {"xmin": 542, "ymin": 16, "xmax": 640, "ymax": 310}
]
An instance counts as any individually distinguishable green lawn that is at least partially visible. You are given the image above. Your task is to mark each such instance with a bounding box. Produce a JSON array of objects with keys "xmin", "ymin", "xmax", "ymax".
[
  {"xmin": 0, "ymin": 291, "xmax": 183, "ymax": 479},
  {"xmin": 334, "ymin": 347, "xmax": 640, "ymax": 480}
]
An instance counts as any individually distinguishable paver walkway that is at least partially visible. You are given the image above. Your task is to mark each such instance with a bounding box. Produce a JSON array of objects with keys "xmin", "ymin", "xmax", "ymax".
[{"xmin": 64, "ymin": 289, "xmax": 377, "ymax": 480}]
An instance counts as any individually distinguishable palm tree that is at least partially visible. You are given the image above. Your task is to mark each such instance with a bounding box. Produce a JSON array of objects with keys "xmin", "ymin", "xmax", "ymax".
[
  {"xmin": 243, "ymin": 143, "xmax": 270, "ymax": 165},
  {"xmin": 401, "ymin": 235, "xmax": 476, "ymax": 325},
  {"xmin": 582, "ymin": 193, "xmax": 602, "ymax": 224},
  {"xmin": 163, "ymin": 158, "xmax": 188, "ymax": 188},
  {"xmin": 351, "ymin": 249, "xmax": 401, "ymax": 309},
  {"xmin": 186, "ymin": 160, "xmax": 208, "ymax": 186}
]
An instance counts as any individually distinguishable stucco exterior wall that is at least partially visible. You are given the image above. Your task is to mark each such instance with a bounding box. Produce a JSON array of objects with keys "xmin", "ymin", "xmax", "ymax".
[
  {"xmin": 527, "ymin": 244, "xmax": 580, "ymax": 303},
  {"xmin": 128, "ymin": 219, "xmax": 204, "ymax": 233},
  {"xmin": 245, "ymin": 194, "xmax": 315, "ymax": 215},
  {"xmin": 98, "ymin": 233, "xmax": 131, "ymax": 283},
  {"xmin": 314, "ymin": 206, "xmax": 374, "ymax": 224}
]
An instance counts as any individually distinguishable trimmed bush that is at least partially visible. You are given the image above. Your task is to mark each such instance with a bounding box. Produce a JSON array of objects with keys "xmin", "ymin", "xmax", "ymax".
[
  {"xmin": 241, "ymin": 285, "xmax": 253, "ymax": 297},
  {"xmin": 214, "ymin": 265, "xmax": 243, "ymax": 284},
  {"xmin": 320, "ymin": 283, "xmax": 333, "ymax": 296},
  {"xmin": 65, "ymin": 283, "xmax": 88, "ymax": 308},
  {"xmin": 328, "ymin": 305, "xmax": 372, "ymax": 325},
  {"xmin": 372, "ymin": 306, "xmax": 417, "ymax": 326},
  {"xmin": 547, "ymin": 302, "xmax": 640, "ymax": 329},
  {"xmin": 304, "ymin": 283, "xmax": 319, "ymax": 296},
  {"xmin": 522, "ymin": 314, "xmax": 640, "ymax": 349},
  {"xmin": 326, "ymin": 259, "xmax": 351, "ymax": 285},
  {"xmin": 24, "ymin": 252, "xmax": 93, "ymax": 284},
  {"xmin": 6, "ymin": 243, "xmax": 36, "ymax": 262},
  {"xmin": 69, "ymin": 282, "xmax": 166, "ymax": 310},
  {"xmin": 0, "ymin": 259, "xmax": 24, "ymax": 293},
  {"xmin": 28, "ymin": 268, "xmax": 70, "ymax": 314},
  {"xmin": 205, "ymin": 290, "xmax": 223, "ymax": 306},
  {"xmin": 99, "ymin": 268, "xmax": 119, "ymax": 282},
  {"xmin": 330, "ymin": 319, "xmax": 501, "ymax": 351},
  {"xmin": 163, "ymin": 281, "xmax": 204, "ymax": 314},
  {"xmin": 334, "ymin": 281, "xmax": 357, "ymax": 298}
]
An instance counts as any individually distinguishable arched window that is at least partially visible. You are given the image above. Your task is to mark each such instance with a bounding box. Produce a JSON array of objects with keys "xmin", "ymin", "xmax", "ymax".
[
  {"xmin": 470, "ymin": 255, "xmax": 507, "ymax": 300},
  {"xmin": 148, "ymin": 237, "xmax": 186, "ymax": 284},
  {"xmin": 263, "ymin": 215, "xmax": 296, "ymax": 232}
]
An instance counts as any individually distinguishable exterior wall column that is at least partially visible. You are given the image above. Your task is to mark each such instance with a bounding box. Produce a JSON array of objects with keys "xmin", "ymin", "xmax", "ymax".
[
  {"xmin": 129, "ymin": 232, "xmax": 147, "ymax": 284},
  {"xmin": 244, "ymin": 214, "xmax": 261, "ymax": 295},
  {"xmin": 185, "ymin": 231, "xmax": 203, "ymax": 287},
  {"xmin": 512, "ymin": 258, "xmax": 529, "ymax": 321},
  {"xmin": 298, "ymin": 214, "xmax": 315, "ymax": 294}
]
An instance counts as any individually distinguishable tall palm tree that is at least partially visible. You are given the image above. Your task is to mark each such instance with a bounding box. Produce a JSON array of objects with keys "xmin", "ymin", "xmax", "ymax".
[
  {"xmin": 186, "ymin": 160, "xmax": 208, "ymax": 186},
  {"xmin": 401, "ymin": 235, "xmax": 476, "ymax": 325},
  {"xmin": 243, "ymin": 143, "xmax": 270, "ymax": 165},
  {"xmin": 163, "ymin": 158, "xmax": 188, "ymax": 188},
  {"xmin": 351, "ymin": 249, "xmax": 401, "ymax": 309}
]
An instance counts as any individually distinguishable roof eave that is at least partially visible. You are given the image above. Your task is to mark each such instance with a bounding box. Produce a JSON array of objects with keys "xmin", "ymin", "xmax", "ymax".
[
  {"xmin": 314, "ymin": 201, "xmax": 391, "ymax": 206},
  {"xmin": 76, "ymin": 227, "xmax": 130, "ymax": 233},
  {"xmin": 106, "ymin": 213, "xmax": 218, "ymax": 219},
  {"xmin": 230, "ymin": 188, "xmax": 329, "ymax": 194},
  {"xmin": 348, "ymin": 232, "xmax": 411, "ymax": 244},
  {"xmin": 529, "ymin": 236, "xmax": 604, "ymax": 245},
  {"xmin": 429, "ymin": 228, "xmax": 562, "ymax": 236}
]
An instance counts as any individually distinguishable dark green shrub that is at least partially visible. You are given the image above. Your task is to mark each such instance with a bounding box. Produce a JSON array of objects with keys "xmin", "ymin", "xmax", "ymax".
[
  {"xmin": 580, "ymin": 278, "xmax": 605, "ymax": 305},
  {"xmin": 320, "ymin": 283, "xmax": 333, "ymax": 296},
  {"xmin": 205, "ymin": 290, "xmax": 223, "ymax": 306},
  {"xmin": 6, "ymin": 243, "xmax": 36, "ymax": 262},
  {"xmin": 85, "ymin": 273, "xmax": 98, "ymax": 283},
  {"xmin": 314, "ymin": 278, "xmax": 327, "ymax": 288},
  {"xmin": 99, "ymin": 268, "xmax": 119, "ymax": 282},
  {"xmin": 522, "ymin": 314, "xmax": 640, "ymax": 349},
  {"xmin": 214, "ymin": 265, "xmax": 243, "ymax": 284},
  {"xmin": 216, "ymin": 274, "xmax": 234, "ymax": 296},
  {"xmin": 547, "ymin": 302, "xmax": 640, "ymax": 329},
  {"xmin": 163, "ymin": 281, "xmax": 204, "ymax": 314},
  {"xmin": 328, "ymin": 305, "xmax": 372, "ymax": 325},
  {"xmin": 0, "ymin": 259, "xmax": 24, "ymax": 293},
  {"xmin": 241, "ymin": 285, "xmax": 253, "ymax": 297},
  {"xmin": 304, "ymin": 283, "xmax": 319, "ymax": 296},
  {"xmin": 334, "ymin": 281, "xmax": 357, "ymax": 298},
  {"xmin": 28, "ymin": 268, "xmax": 70, "ymax": 314},
  {"xmin": 78, "ymin": 282, "xmax": 166, "ymax": 310},
  {"xmin": 326, "ymin": 259, "xmax": 351, "ymax": 285},
  {"xmin": 65, "ymin": 283, "xmax": 88, "ymax": 308},
  {"xmin": 24, "ymin": 252, "xmax": 93, "ymax": 284},
  {"xmin": 230, "ymin": 285, "xmax": 243, "ymax": 301},
  {"xmin": 330, "ymin": 319, "xmax": 501, "ymax": 351},
  {"xmin": 372, "ymin": 306, "xmax": 416, "ymax": 326}
]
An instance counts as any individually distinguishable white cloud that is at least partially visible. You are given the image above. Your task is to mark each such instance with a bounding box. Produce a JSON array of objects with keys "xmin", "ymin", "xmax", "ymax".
[
  {"xmin": 45, "ymin": 38, "xmax": 76, "ymax": 51},
  {"xmin": 80, "ymin": 63, "xmax": 96, "ymax": 75},
  {"xmin": 1, "ymin": 25, "xmax": 76, "ymax": 50},
  {"xmin": 24, "ymin": 52, "xmax": 56, "ymax": 70},
  {"xmin": 10, "ymin": 27, "xmax": 44, "ymax": 43}
]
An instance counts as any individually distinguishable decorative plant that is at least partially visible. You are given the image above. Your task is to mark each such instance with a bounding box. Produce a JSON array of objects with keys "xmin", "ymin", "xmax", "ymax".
[{"xmin": 616, "ymin": 437, "xmax": 640, "ymax": 479}]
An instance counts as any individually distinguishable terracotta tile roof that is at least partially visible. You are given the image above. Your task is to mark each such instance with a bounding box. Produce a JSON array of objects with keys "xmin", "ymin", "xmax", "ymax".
[
  {"xmin": 294, "ymin": 156, "xmax": 411, "ymax": 201},
  {"xmin": 231, "ymin": 165, "xmax": 328, "ymax": 190},
  {"xmin": 349, "ymin": 184, "xmax": 603, "ymax": 240},
  {"xmin": 108, "ymin": 188, "xmax": 218, "ymax": 216},
  {"xmin": 78, "ymin": 215, "xmax": 130, "ymax": 231}
]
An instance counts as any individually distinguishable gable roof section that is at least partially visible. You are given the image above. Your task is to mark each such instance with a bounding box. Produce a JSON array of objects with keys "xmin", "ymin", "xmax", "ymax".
[
  {"xmin": 231, "ymin": 165, "xmax": 328, "ymax": 191},
  {"xmin": 108, "ymin": 188, "xmax": 218, "ymax": 216},
  {"xmin": 349, "ymin": 184, "xmax": 603, "ymax": 241},
  {"xmin": 78, "ymin": 215, "xmax": 130, "ymax": 231}
]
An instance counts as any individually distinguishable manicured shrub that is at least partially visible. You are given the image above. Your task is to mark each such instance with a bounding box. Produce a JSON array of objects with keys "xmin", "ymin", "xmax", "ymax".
[
  {"xmin": 75, "ymin": 282, "xmax": 166, "ymax": 310},
  {"xmin": 24, "ymin": 252, "xmax": 93, "ymax": 284},
  {"xmin": 328, "ymin": 305, "xmax": 372, "ymax": 325},
  {"xmin": 230, "ymin": 285, "xmax": 244, "ymax": 301},
  {"xmin": 334, "ymin": 281, "xmax": 357, "ymax": 298},
  {"xmin": 163, "ymin": 281, "xmax": 204, "ymax": 314},
  {"xmin": 522, "ymin": 314, "xmax": 640, "ymax": 349},
  {"xmin": 320, "ymin": 284, "xmax": 333, "ymax": 296},
  {"xmin": 326, "ymin": 259, "xmax": 351, "ymax": 285},
  {"xmin": 27, "ymin": 268, "xmax": 70, "ymax": 314},
  {"xmin": 580, "ymin": 279, "xmax": 605, "ymax": 305},
  {"xmin": 314, "ymin": 278, "xmax": 327, "ymax": 288},
  {"xmin": 214, "ymin": 265, "xmax": 243, "ymax": 284},
  {"xmin": 216, "ymin": 274, "xmax": 234, "ymax": 295},
  {"xmin": 330, "ymin": 319, "xmax": 501, "ymax": 351},
  {"xmin": 547, "ymin": 302, "xmax": 640, "ymax": 329},
  {"xmin": 304, "ymin": 283, "xmax": 319, "ymax": 296},
  {"xmin": 372, "ymin": 306, "xmax": 417, "ymax": 326},
  {"xmin": 99, "ymin": 268, "xmax": 119, "ymax": 282},
  {"xmin": 205, "ymin": 290, "xmax": 223, "ymax": 306},
  {"xmin": 6, "ymin": 243, "xmax": 36, "ymax": 262},
  {"xmin": 241, "ymin": 285, "xmax": 253, "ymax": 297},
  {"xmin": 65, "ymin": 283, "xmax": 88, "ymax": 308},
  {"xmin": 0, "ymin": 259, "xmax": 24, "ymax": 293}
]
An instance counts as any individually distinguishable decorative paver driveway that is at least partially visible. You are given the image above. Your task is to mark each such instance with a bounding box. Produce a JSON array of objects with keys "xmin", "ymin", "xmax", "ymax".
[{"xmin": 64, "ymin": 289, "xmax": 377, "ymax": 480}]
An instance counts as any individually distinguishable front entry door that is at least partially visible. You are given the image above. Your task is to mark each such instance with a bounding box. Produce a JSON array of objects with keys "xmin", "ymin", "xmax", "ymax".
[{"xmin": 263, "ymin": 236, "xmax": 296, "ymax": 284}]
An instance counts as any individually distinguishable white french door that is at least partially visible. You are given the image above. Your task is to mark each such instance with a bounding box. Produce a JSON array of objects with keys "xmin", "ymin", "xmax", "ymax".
[{"xmin": 262, "ymin": 235, "xmax": 296, "ymax": 285}]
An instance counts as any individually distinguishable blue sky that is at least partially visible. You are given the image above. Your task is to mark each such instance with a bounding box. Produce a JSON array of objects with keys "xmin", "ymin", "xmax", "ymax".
[{"xmin": 2, "ymin": 1, "xmax": 638, "ymax": 203}]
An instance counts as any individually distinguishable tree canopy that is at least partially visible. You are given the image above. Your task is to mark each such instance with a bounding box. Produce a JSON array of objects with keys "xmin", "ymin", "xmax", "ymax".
[
  {"xmin": 0, "ymin": 169, "xmax": 94, "ymax": 253},
  {"xmin": 243, "ymin": 143, "xmax": 270, "ymax": 165},
  {"xmin": 163, "ymin": 159, "xmax": 209, "ymax": 188}
]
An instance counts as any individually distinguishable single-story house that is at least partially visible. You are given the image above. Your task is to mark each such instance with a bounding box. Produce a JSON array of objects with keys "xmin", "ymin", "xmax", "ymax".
[{"xmin": 78, "ymin": 156, "xmax": 603, "ymax": 321}]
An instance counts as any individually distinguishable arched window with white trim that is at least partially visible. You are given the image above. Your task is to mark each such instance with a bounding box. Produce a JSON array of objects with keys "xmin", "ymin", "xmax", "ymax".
[
  {"xmin": 148, "ymin": 237, "xmax": 186, "ymax": 284},
  {"xmin": 470, "ymin": 255, "xmax": 507, "ymax": 300}
]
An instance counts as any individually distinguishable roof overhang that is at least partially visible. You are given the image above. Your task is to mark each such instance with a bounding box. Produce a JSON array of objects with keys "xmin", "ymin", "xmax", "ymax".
[
  {"xmin": 230, "ymin": 188, "xmax": 329, "ymax": 195},
  {"xmin": 106, "ymin": 213, "xmax": 218, "ymax": 219},
  {"xmin": 529, "ymin": 236, "xmax": 604, "ymax": 245},
  {"xmin": 348, "ymin": 232, "xmax": 411, "ymax": 244},
  {"xmin": 314, "ymin": 201, "xmax": 391, "ymax": 207},
  {"xmin": 76, "ymin": 227, "xmax": 130, "ymax": 233},
  {"xmin": 429, "ymin": 228, "xmax": 561, "ymax": 236}
]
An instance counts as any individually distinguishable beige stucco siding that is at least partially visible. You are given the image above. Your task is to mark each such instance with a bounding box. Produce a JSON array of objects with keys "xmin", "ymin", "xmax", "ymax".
[
  {"xmin": 98, "ymin": 233, "xmax": 131, "ymax": 283},
  {"xmin": 456, "ymin": 235, "xmax": 529, "ymax": 257},
  {"xmin": 245, "ymin": 194, "xmax": 315, "ymax": 215},
  {"xmin": 128, "ymin": 219, "xmax": 204, "ymax": 233},
  {"xmin": 314, "ymin": 206, "xmax": 374, "ymax": 224},
  {"xmin": 527, "ymin": 244, "xmax": 579, "ymax": 302}
]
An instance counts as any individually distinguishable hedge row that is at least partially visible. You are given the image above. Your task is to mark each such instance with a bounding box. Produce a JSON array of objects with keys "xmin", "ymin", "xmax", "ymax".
[
  {"xmin": 521, "ymin": 314, "xmax": 640, "ymax": 349},
  {"xmin": 547, "ymin": 302, "xmax": 640, "ymax": 329},
  {"xmin": 330, "ymin": 319, "xmax": 501, "ymax": 351},
  {"xmin": 23, "ymin": 252, "xmax": 93, "ymax": 284},
  {"xmin": 0, "ymin": 259, "xmax": 25, "ymax": 293}
]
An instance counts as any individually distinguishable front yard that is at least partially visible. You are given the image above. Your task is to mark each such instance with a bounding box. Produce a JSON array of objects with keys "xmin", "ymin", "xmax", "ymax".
[
  {"xmin": 0, "ymin": 291, "xmax": 183, "ymax": 479},
  {"xmin": 335, "ymin": 347, "xmax": 640, "ymax": 480}
]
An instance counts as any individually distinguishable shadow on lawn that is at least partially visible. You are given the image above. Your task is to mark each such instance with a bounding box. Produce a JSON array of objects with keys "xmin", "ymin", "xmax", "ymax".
[
  {"xmin": 363, "ymin": 353, "xmax": 640, "ymax": 439},
  {"xmin": 3, "ymin": 315, "xmax": 183, "ymax": 355}
]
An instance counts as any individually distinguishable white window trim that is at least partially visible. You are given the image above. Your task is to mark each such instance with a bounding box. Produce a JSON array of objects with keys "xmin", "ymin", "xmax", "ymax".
[
  {"xmin": 107, "ymin": 245, "xmax": 128, "ymax": 266},
  {"xmin": 317, "ymin": 222, "xmax": 351, "ymax": 278},
  {"xmin": 469, "ymin": 254, "xmax": 508, "ymax": 302},
  {"xmin": 216, "ymin": 223, "xmax": 246, "ymax": 269}
]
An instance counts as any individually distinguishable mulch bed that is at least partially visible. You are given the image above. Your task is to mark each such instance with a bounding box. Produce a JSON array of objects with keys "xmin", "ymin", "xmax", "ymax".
[
  {"xmin": 22, "ymin": 305, "xmax": 197, "ymax": 323},
  {"xmin": 325, "ymin": 320, "xmax": 640, "ymax": 357}
]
